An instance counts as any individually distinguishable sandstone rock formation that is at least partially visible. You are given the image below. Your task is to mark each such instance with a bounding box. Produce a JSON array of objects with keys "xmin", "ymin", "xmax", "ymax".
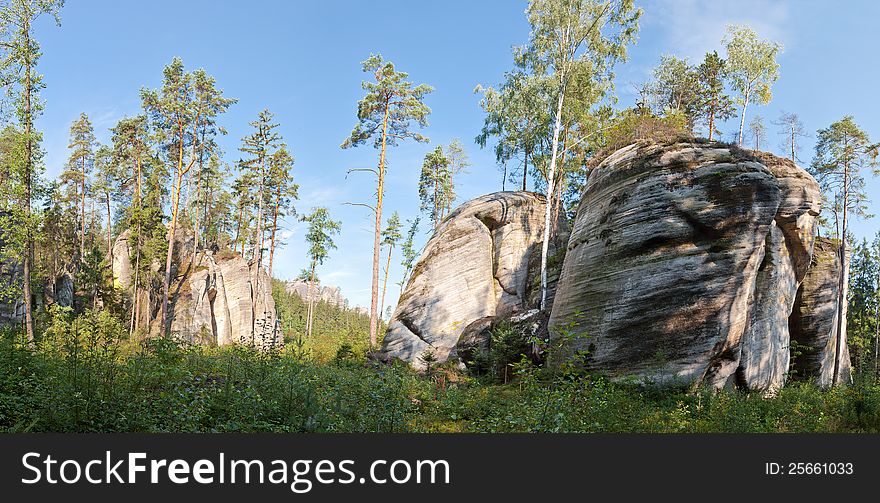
[
  {"xmin": 789, "ymin": 237, "xmax": 852, "ymax": 387},
  {"xmin": 379, "ymin": 191, "xmax": 566, "ymax": 367},
  {"xmin": 548, "ymin": 141, "xmax": 823, "ymax": 392},
  {"xmin": 169, "ymin": 251, "xmax": 281, "ymax": 350},
  {"xmin": 110, "ymin": 225, "xmax": 280, "ymax": 349},
  {"xmin": 284, "ymin": 279, "xmax": 346, "ymax": 308},
  {"xmin": 111, "ymin": 229, "xmax": 133, "ymax": 291}
]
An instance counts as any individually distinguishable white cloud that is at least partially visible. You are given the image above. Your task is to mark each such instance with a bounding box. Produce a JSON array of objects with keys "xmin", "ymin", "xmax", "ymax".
[{"xmin": 646, "ymin": 0, "xmax": 792, "ymax": 61}]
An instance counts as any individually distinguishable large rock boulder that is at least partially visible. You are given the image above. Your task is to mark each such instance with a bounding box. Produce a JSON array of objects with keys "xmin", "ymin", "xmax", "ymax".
[
  {"xmin": 169, "ymin": 251, "xmax": 281, "ymax": 350},
  {"xmin": 549, "ymin": 141, "xmax": 822, "ymax": 391},
  {"xmin": 789, "ymin": 237, "xmax": 852, "ymax": 387},
  {"xmin": 379, "ymin": 191, "xmax": 566, "ymax": 367}
]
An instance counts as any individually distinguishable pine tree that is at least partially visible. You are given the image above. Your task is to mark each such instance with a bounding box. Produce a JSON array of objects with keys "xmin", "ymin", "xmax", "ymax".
[
  {"xmin": 811, "ymin": 116, "xmax": 879, "ymax": 384},
  {"xmin": 109, "ymin": 115, "xmax": 153, "ymax": 334},
  {"xmin": 341, "ymin": 54, "xmax": 432, "ymax": 348},
  {"xmin": 239, "ymin": 109, "xmax": 281, "ymax": 269},
  {"xmin": 62, "ymin": 112, "xmax": 96, "ymax": 261},
  {"xmin": 266, "ymin": 144, "xmax": 298, "ymax": 278},
  {"xmin": 141, "ymin": 58, "xmax": 235, "ymax": 335},
  {"xmin": 302, "ymin": 207, "xmax": 340, "ymax": 338},
  {"xmin": 696, "ymin": 51, "xmax": 735, "ymax": 141}
]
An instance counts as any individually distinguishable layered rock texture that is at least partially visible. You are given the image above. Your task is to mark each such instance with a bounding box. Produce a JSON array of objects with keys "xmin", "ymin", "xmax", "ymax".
[
  {"xmin": 548, "ymin": 141, "xmax": 842, "ymax": 392},
  {"xmin": 111, "ymin": 228, "xmax": 281, "ymax": 350},
  {"xmin": 379, "ymin": 191, "xmax": 567, "ymax": 367},
  {"xmin": 284, "ymin": 279, "xmax": 346, "ymax": 308},
  {"xmin": 169, "ymin": 251, "xmax": 281, "ymax": 350},
  {"xmin": 789, "ymin": 237, "xmax": 852, "ymax": 387}
]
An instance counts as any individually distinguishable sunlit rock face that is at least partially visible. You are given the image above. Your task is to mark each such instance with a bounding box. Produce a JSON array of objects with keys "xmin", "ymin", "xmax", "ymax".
[
  {"xmin": 789, "ymin": 237, "xmax": 852, "ymax": 388},
  {"xmin": 169, "ymin": 251, "xmax": 281, "ymax": 350},
  {"xmin": 549, "ymin": 141, "xmax": 825, "ymax": 392},
  {"xmin": 379, "ymin": 191, "xmax": 566, "ymax": 367}
]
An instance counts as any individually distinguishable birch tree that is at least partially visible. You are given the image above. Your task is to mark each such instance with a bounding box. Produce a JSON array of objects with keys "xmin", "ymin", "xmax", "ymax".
[
  {"xmin": 522, "ymin": 0, "xmax": 641, "ymax": 310},
  {"xmin": 723, "ymin": 25, "xmax": 781, "ymax": 146}
]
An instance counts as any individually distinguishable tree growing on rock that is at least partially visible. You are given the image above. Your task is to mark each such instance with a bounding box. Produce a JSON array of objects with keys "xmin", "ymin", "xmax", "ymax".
[
  {"xmin": 521, "ymin": 0, "xmax": 642, "ymax": 311},
  {"xmin": 141, "ymin": 58, "xmax": 235, "ymax": 335},
  {"xmin": 772, "ymin": 111, "xmax": 808, "ymax": 163},
  {"xmin": 341, "ymin": 54, "xmax": 432, "ymax": 348},
  {"xmin": 748, "ymin": 114, "xmax": 766, "ymax": 151},
  {"xmin": 695, "ymin": 51, "xmax": 735, "ymax": 141},
  {"xmin": 723, "ymin": 24, "xmax": 781, "ymax": 146},
  {"xmin": 240, "ymin": 109, "xmax": 281, "ymax": 269},
  {"xmin": 302, "ymin": 207, "xmax": 340, "ymax": 338},
  {"xmin": 811, "ymin": 116, "xmax": 879, "ymax": 384}
]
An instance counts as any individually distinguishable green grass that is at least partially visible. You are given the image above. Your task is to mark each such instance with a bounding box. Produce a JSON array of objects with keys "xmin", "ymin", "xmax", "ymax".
[{"xmin": 2, "ymin": 307, "xmax": 880, "ymax": 433}]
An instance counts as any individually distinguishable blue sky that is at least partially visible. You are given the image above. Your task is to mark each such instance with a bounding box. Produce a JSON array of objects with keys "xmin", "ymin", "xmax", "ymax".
[{"xmin": 30, "ymin": 0, "xmax": 880, "ymax": 310}]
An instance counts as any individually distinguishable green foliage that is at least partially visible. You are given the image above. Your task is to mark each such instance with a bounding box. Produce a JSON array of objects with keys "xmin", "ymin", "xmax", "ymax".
[
  {"xmin": 340, "ymin": 54, "xmax": 433, "ymax": 150},
  {"xmin": 5, "ymin": 310, "xmax": 880, "ymax": 433}
]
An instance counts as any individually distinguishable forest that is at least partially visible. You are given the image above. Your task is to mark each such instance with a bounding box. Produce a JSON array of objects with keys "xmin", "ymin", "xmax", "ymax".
[{"xmin": 1, "ymin": 0, "xmax": 880, "ymax": 433}]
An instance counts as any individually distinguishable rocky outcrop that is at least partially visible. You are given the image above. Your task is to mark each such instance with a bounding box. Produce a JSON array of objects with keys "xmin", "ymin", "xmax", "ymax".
[
  {"xmin": 284, "ymin": 279, "xmax": 345, "ymax": 308},
  {"xmin": 169, "ymin": 251, "xmax": 281, "ymax": 350},
  {"xmin": 789, "ymin": 237, "xmax": 852, "ymax": 387},
  {"xmin": 379, "ymin": 191, "xmax": 566, "ymax": 367},
  {"xmin": 0, "ymin": 259, "xmax": 24, "ymax": 326},
  {"xmin": 735, "ymin": 153, "xmax": 821, "ymax": 392},
  {"xmin": 548, "ymin": 141, "xmax": 823, "ymax": 391},
  {"xmin": 111, "ymin": 229, "xmax": 133, "ymax": 291}
]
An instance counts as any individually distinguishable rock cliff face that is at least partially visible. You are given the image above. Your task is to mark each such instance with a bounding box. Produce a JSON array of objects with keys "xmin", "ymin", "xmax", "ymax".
[
  {"xmin": 284, "ymin": 279, "xmax": 346, "ymax": 308},
  {"xmin": 548, "ymin": 141, "xmax": 825, "ymax": 392},
  {"xmin": 111, "ymin": 227, "xmax": 280, "ymax": 350},
  {"xmin": 169, "ymin": 251, "xmax": 281, "ymax": 350},
  {"xmin": 789, "ymin": 237, "xmax": 852, "ymax": 387},
  {"xmin": 379, "ymin": 191, "xmax": 567, "ymax": 367}
]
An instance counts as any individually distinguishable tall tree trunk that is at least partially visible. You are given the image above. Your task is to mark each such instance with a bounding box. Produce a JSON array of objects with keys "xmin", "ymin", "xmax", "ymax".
[
  {"xmin": 190, "ymin": 146, "xmax": 204, "ymax": 272},
  {"xmin": 832, "ymin": 142, "xmax": 849, "ymax": 385},
  {"xmin": 306, "ymin": 262, "xmax": 316, "ymax": 338},
  {"xmin": 737, "ymin": 87, "xmax": 751, "ymax": 146},
  {"xmin": 235, "ymin": 202, "xmax": 245, "ymax": 255},
  {"xmin": 790, "ymin": 127, "xmax": 796, "ymax": 161},
  {"xmin": 105, "ymin": 191, "xmax": 112, "ymax": 267},
  {"xmin": 707, "ymin": 95, "xmax": 716, "ymax": 141},
  {"xmin": 81, "ymin": 157, "xmax": 86, "ymax": 261},
  {"xmin": 540, "ymin": 78, "xmax": 566, "ymax": 311},
  {"xmin": 501, "ymin": 160, "xmax": 507, "ymax": 191},
  {"xmin": 522, "ymin": 146, "xmax": 529, "ymax": 191},
  {"xmin": 160, "ymin": 124, "xmax": 187, "ymax": 336},
  {"xmin": 874, "ymin": 279, "xmax": 879, "ymax": 376},
  {"xmin": 268, "ymin": 190, "xmax": 280, "ymax": 279},
  {"xmin": 255, "ymin": 151, "xmax": 266, "ymax": 268},
  {"xmin": 369, "ymin": 100, "xmax": 391, "ymax": 348},
  {"xmin": 22, "ymin": 18, "xmax": 34, "ymax": 345},
  {"xmin": 131, "ymin": 155, "xmax": 143, "ymax": 336}
]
